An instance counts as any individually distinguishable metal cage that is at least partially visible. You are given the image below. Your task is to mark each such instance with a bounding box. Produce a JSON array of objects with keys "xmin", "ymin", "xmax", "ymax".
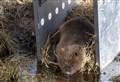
[{"xmin": 33, "ymin": 0, "xmax": 120, "ymax": 81}]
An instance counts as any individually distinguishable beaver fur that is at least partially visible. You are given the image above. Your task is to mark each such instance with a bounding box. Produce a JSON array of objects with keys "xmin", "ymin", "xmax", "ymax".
[{"xmin": 55, "ymin": 16, "xmax": 94, "ymax": 75}]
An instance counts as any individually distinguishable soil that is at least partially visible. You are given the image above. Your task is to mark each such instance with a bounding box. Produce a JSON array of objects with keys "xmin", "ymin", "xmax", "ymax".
[{"xmin": 0, "ymin": 0, "xmax": 36, "ymax": 57}]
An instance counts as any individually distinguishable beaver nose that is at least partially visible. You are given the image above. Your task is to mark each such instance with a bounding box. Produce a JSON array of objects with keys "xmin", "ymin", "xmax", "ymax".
[
  {"xmin": 64, "ymin": 71, "xmax": 73, "ymax": 75},
  {"xmin": 65, "ymin": 72, "xmax": 71, "ymax": 75}
]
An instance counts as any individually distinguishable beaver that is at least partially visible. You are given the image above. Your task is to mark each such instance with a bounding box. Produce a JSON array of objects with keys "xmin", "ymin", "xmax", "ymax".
[{"xmin": 55, "ymin": 16, "xmax": 94, "ymax": 75}]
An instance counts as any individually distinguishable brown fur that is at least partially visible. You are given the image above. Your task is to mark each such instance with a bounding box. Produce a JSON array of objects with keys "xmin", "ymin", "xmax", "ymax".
[{"xmin": 55, "ymin": 16, "xmax": 94, "ymax": 75}]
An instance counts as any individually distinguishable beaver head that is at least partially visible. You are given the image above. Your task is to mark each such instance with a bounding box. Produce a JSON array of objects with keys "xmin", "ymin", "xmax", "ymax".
[{"xmin": 56, "ymin": 43, "xmax": 86, "ymax": 75}]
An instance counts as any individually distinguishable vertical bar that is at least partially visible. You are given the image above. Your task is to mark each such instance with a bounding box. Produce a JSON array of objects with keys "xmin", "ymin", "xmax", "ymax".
[
  {"xmin": 33, "ymin": 0, "xmax": 40, "ymax": 60},
  {"xmin": 94, "ymin": 0, "xmax": 100, "ymax": 65}
]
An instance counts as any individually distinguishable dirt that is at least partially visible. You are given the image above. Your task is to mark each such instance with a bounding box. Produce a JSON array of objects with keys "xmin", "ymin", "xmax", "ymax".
[
  {"xmin": 0, "ymin": 0, "xmax": 36, "ymax": 56},
  {"xmin": 0, "ymin": 0, "xmax": 36, "ymax": 81}
]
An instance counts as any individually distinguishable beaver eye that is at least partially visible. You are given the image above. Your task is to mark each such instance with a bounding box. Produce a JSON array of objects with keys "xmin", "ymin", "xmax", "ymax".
[{"xmin": 74, "ymin": 51, "xmax": 78, "ymax": 56}]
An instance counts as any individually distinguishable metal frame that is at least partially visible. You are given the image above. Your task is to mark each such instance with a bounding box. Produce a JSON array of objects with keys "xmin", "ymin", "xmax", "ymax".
[
  {"xmin": 97, "ymin": 0, "xmax": 120, "ymax": 81},
  {"xmin": 94, "ymin": 0, "xmax": 100, "ymax": 65}
]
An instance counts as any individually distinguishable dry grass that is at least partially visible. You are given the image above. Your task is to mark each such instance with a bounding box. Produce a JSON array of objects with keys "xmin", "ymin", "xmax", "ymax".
[
  {"xmin": 0, "ymin": 56, "xmax": 20, "ymax": 81},
  {"xmin": 0, "ymin": 29, "xmax": 15, "ymax": 59},
  {"xmin": 65, "ymin": 0, "xmax": 93, "ymax": 23},
  {"xmin": 83, "ymin": 33, "xmax": 96, "ymax": 71},
  {"xmin": 0, "ymin": 55, "xmax": 38, "ymax": 82},
  {"xmin": 40, "ymin": 30, "xmax": 59, "ymax": 67},
  {"xmin": 110, "ymin": 74, "xmax": 120, "ymax": 82},
  {"xmin": 0, "ymin": 0, "xmax": 35, "ymax": 53},
  {"xmin": 39, "ymin": 30, "xmax": 63, "ymax": 78},
  {"xmin": 0, "ymin": 0, "xmax": 36, "ymax": 81}
]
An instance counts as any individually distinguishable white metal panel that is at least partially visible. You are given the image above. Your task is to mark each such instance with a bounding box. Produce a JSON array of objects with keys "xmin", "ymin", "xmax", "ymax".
[
  {"xmin": 98, "ymin": 0, "xmax": 120, "ymax": 81},
  {"xmin": 98, "ymin": 0, "xmax": 120, "ymax": 69}
]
